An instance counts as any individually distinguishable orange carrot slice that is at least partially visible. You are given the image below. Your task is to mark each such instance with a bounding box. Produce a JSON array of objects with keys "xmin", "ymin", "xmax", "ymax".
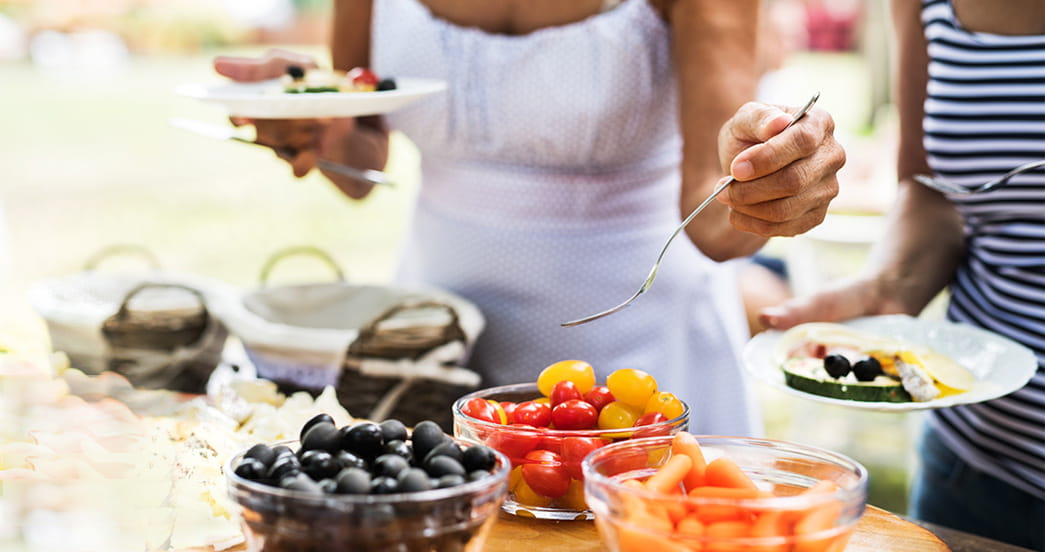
[
  {"xmin": 705, "ymin": 520, "xmax": 753, "ymax": 552},
  {"xmin": 646, "ymin": 453, "xmax": 693, "ymax": 494},
  {"xmin": 671, "ymin": 431, "xmax": 708, "ymax": 490},
  {"xmin": 688, "ymin": 486, "xmax": 773, "ymax": 500},
  {"xmin": 704, "ymin": 456, "xmax": 759, "ymax": 491}
]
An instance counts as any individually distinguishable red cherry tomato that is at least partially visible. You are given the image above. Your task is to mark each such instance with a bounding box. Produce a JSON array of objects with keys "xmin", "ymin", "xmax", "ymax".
[
  {"xmin": 487, "ymin": 424, "xmax": 542, "ymax": 461},
  {"xmin": 551, "ymin": 399, "xmax": 599, "ymax": 430},
  {"xmin": 561, "ymin": 437, "xmax": 607, "ymax": 480},
  {"xmin": 539, "ymin": 434, "xmax": 563, "ymax": 455},
  {"xmin": 512, "ymin": 400, "xmax": 552, "ymax": 428},
  {"xmin": 632, "ymin": 412, "xmax": 672, "ymax": 438},
  {"xmin": 500, "ymin": 401, "xmax": 519, "ymax": 423},
  {"xmin": 461, "ymin": 397, "xmax": 500, "ymax": 424},
  {"xmin": 550, "ymin": 380, "xmax": 583, "ymax": 407},
  {"xmin": 582, "ymin": 385, "xmax": 615, "ymax": 412},
  {"xmin": 633, "ymin": 412, "xmax": 669, "ymax": 427},
  {"xmin": 346, "ymin": 66, "xmax": 379, "ymax": 88},
  {"xmin": 521, "ymin": 449, "xmax": 570, "ymax": 499}
]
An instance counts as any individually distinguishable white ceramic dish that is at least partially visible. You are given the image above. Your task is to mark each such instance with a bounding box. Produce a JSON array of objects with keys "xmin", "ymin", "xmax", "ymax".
[
  {"xmin": 175, "ymin": 77, "xmax": 447, "ymax": 119},
  {"xmin": 742, "ymin": 314, "xmax": 1037, "ymax": 411}
]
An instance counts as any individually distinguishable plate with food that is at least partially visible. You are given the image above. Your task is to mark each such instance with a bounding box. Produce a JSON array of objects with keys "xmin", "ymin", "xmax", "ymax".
[
  {"xmin": 742, "ymin": 315, "xmax": 1037, "ymax": 411},
  {"xmin": 176, "ymin": 66, "xmax": 447, "ymax": 119}
]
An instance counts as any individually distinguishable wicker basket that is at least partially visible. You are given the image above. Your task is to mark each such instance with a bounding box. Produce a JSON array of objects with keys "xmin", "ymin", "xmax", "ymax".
[
  {"xmin": 222, "ymin": 246, "xmax": 484, "ymax": 429},
  {"xmin": 30, "ymin": 245, "xmax": 228, "ymax": 394},
  {"xmin": 101, "ymin": 282, "xmax": 227, "ymax": 393},
  {"xmin": 339, "ymin": 300, "xmax": 477, "ymax": 430}
]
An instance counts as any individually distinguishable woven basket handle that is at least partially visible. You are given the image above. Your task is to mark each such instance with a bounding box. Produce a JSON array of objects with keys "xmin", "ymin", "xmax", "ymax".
[
  {"xmin": 112, "ymin": 283, "xmax": 207, "ymax": 320},
  {"xmin": 258, "ymin": 246, "xmax": 346, "ymax": 287},
  {"xmin": 84, "ymin": 244, "xmax": 160, "ymax": 272},
  {"xmin": 354, "ymin": 299, "xmax": 467, "ymax": 345}
]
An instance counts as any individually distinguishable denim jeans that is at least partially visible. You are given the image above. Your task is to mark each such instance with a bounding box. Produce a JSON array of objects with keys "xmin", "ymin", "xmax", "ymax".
[{"xmin": 909, "ymin": 425, "xmax": 1044, "ymax": 551}]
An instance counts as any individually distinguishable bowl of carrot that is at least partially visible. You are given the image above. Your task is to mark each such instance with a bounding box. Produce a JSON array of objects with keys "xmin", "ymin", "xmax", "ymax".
[{"xmin": 582, "ymin": 432, "xmax": 867, "ymax": 552}]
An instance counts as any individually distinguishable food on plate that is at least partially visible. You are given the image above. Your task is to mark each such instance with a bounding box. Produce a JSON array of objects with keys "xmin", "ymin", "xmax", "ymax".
[
  {"xmin": 227, "ymin": 416, "xmax": 509, "ymax": 552},
  {"xmin": 453, "ymin": 360, "xmax": 688, "ymax": 517},
  {"xmin": 281, "ymin": 65, "xmax": 397, "ymax": 94},
  {"xmin": 584, "ymin": 432, "xmax": 864, "ymax": 552},
  {"xmin": 775, "ymin": 322, "xmax": 975, "ymax": 403}
]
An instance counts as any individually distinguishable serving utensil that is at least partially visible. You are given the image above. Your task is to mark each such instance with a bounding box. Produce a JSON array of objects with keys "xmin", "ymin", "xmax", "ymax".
[
  {"xmin": 169, "ymin": 118, "xmax": 394, "ymax": 187},
  {"xmin": 913, "ymin": 159, "xmax": 1045, "ymax": 195},
  {"xmin": 561, "ymin": 92, "xmax": 821, "ymax": 328}
]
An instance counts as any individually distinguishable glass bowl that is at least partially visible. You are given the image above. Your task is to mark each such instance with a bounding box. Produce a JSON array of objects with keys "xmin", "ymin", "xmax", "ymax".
[
  {"xmin": 452, "ymin": 383, "xmax": 689, "ymax": 521},
  {"xmin": 582, "ymin": 435, "xmax": 867, "ymax": 551},
  {"xmin": 225, "ymin": 438, "xmax": 510, "ymax": 552}
]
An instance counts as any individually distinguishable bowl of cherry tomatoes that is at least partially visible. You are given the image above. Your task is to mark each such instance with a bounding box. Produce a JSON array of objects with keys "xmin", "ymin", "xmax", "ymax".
[{"xmin": 452, "ymin": 360, "xmax": 689, "ymax": 520}]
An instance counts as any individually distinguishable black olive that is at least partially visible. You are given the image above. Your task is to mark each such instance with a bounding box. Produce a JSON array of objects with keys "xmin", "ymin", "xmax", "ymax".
[
  {"xmin": 423, "ymin": 440, "xmax": 463, "ymax": 465},
  {"xmin": 383, "ymin": 439, "xmax": 412, "ymax": 461},
  {"xmin": 335, "ymin": 450, "xmax": 368, "ymax": 471},
  {"xmin": 467, "ymin": 470, "xmax": 488, "ymax": 482},
  {"xmin": 411, "ymin": 420, "xmax": 447, "ymax": 462},
  {"xmin": 301, "ymin": 450, "xmax": 340, "ymax": 480},
  {"xmin": 286, "ymin": 64, "xmax": 306, "ymax": 79},
  {"xmin": 461, "ymin": 445, "xmax": 496, "ymax": 473},
  {"xmin": 280, "ymin": 473, "xmax": 323, "ymax": 494},
  {"xmin": 301, "ymin": 422, "xmax": 341, "ymax": 453},
  {"xmin": 243, "ymin": 443, "xmax": 277, "ymax": 469},
  {"xmin": 376, "ymin": 78, "xmax": 397, "ymax": 91},
  {"xmin": 340, "ymin": 422, "xmax": 385, "ymax": 459},
  {"xmin": 853, "ymin": 357, "xmax": 884, "ymax": 382},
  {"xmin": 379, "ymin": 419, "xmax": 408, "ymax": 443},
  {"xmin": 435, "ymin": 474, "xmax": 466, "ymax": 489},
  {"xmin": 267, "ymin": 454, "xmax": 302, "ymax": 481},
  {"xmin": 823, "ymin": 354, "xmax": 852, "ymax": 379},
  {"xmin": 317, "ymin": 478, "xmax": 339, "ymax": 494},
  {"xmin": 335, "ymin": 467, "xmax": 372, "ymax": 494},
  {"xmin": 370, "ymin": 475, "xmax": 399, "ymax": 494},
  {"xmin": 397, "ymin": 468, "xmax": 433, "ymax": 492},
  {"xmin": 373, "ymin": 454, "xmax": 411, "ymax": 478},
  {"xmin": 424, "ymin": 455, "xmax": 466, "ymax": 478},
  {"xmin": 233, "ymin": 457, "xmax": 268, "ymax": 481},
  {"xmin": 300, "ymin": 413, "xmax": 335, "ymax": 442},
  {"xmin": 271, "ymin": 445, "xmax": 295, "ymax": 459}
]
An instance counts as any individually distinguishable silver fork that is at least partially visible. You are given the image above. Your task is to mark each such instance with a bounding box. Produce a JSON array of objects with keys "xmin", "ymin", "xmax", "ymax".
[
  {"xmin": 561, "ymin": 92, "xmax": 821, "ymax": 328},
  {"xmin": 913, "ymin": 159, "xmax": 1045, "ymax": 195}
]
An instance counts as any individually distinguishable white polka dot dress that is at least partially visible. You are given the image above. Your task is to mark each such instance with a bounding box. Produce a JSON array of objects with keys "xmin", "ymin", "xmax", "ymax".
[{"xmin": 372, "ymin": 0, "xmax": 760, "ymax": 436}]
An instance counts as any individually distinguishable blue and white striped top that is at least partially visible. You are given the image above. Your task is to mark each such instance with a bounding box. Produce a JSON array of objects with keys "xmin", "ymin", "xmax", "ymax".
[{"xmin": 921, "ymin": 0, "xmax": 1045, "ymax": 500}]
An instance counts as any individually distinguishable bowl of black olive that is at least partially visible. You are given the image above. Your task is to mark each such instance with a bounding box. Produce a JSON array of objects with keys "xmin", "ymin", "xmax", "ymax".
[{"xmin": 226, "ymin": 414, "xmax": 510, "ymax": 552}]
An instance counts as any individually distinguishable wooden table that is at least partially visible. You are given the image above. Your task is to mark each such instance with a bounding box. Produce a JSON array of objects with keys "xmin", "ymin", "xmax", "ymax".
[{"xmin": 485, "ymin": 506, "xmax": 948, "ymax": 551}]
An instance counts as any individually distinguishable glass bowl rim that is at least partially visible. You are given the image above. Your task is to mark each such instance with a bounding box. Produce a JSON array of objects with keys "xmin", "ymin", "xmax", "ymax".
[
  {"xmin": 581, "ymin": 434, "xmax": 869, "ymax": 510},
  {"xmin": 225, "ymin": 436, "xmax": 512, "ymax": 505},
  {"xmin": 452, "ymin": 382, "xmax": 690, "ymax": 436}
]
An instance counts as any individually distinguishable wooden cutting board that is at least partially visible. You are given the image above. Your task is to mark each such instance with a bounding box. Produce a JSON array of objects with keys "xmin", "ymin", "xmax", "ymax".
[{"xmin": 484, "ymin": 505, "xmax": 949, "ymax": 551}]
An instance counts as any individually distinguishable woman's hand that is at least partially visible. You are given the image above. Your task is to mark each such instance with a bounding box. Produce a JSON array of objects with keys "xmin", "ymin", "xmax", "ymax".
[
  {"xmin": 758, "ymin": 276, "xmax": 909, "ymax": 330},
  {"xmin": 213, "ymin": 49, "xmax": 348, "ymax": 178},
  {"xmin": 211, "ymin": 49, "xmax": 388, "ymax": 198},
  {"xmin": 717, "ymin": 101, "xmax": 846, "ymax": 237}
]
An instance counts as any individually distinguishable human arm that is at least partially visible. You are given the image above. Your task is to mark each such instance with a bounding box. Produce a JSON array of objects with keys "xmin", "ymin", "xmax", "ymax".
[
  {"xmin": 758, "ymin": 0, "xmax": 965, "ymax": 329},
  {"xmin": 211, "ymin": 0, "xmax": 389, "ymax": 200},
  {"xmin": 661, "ymin": 0, "xmax": 845, "ymax": 261}
]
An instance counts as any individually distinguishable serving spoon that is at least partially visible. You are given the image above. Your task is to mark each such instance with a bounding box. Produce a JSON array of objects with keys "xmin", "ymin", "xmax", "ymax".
[{"xmin": 561, "ymin": 92, "xmax": 821, "ymax": 328}]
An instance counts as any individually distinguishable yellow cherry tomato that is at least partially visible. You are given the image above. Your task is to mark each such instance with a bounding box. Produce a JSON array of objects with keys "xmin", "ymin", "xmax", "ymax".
[
  {"xmin": 488, "ymin": 399, "xmax": 508, "ymax": 424},
  {"xmin": 597, "ymin": 400, "xmax": 643, "ymax": 430},
  {"xmin": 644, "ymin": 391, "xmax": 685, "ymax": 420},
  {"xmin": 557, "ymin": 479, "xmax": 588, "ymax": 511},
  {"xmin": 537, "ymin": 360, "xmax": 596, "ymax": 396},
  {"xmin": 513, "ymin": 478, "xmax": 554, "ymax": 508},
  {"xmin": 606, "ymin": 368, "xmax": 658, "ymax": 408},
  {"xmin": 509, "ymin": 466, "xmax": 523, "ymax": 490}
]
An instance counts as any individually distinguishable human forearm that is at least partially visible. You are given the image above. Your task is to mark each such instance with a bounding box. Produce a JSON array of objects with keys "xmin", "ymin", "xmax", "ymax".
[{"xmin": 669, "ymin": 0, "xmax": 765, "ymax": 260}]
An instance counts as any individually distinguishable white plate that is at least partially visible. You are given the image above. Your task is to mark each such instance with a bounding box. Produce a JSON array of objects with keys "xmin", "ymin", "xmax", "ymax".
[
  {"xmin": 175, "ymin": 77, "xmax": 447, "ymax": 119},
  {"xmin": 742, "ymin": 315, "xmax": 1037, "ymax": 411}
]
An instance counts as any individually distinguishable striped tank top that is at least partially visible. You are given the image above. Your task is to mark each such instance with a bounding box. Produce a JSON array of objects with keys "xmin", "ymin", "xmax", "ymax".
[{"xmin": 921, "ymin": 0, "xmax": 1045, "ymax": 499}]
